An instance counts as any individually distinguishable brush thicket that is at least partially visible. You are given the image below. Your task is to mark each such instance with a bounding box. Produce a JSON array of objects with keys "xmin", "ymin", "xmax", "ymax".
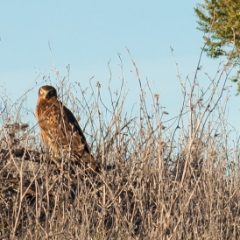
[{"xmin": 0, "ymin": 50, "xmax": 239, "ymax": 240}]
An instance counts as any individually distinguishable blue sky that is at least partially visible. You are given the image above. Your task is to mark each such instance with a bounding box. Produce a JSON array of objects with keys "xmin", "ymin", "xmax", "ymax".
[{"xmin": 1, "ymin": 1, "xmax": 240, "ymax": 136}]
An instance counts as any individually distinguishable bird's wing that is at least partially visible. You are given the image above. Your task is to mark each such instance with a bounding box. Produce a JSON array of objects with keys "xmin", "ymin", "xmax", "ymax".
[{"xmin": 62, "ymin": 104, "xmax": 91, "ymax": 154}]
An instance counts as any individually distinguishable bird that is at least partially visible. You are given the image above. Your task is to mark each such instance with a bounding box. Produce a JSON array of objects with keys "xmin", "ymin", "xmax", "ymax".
[{"xmin": 35, "ymin": 85, "xmax": 99, "ymax": 173}]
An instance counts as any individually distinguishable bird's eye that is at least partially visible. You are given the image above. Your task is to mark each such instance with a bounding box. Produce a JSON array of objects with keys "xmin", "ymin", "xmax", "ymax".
[
  {"xmin": 46, "ymin": 89, "xmax": 55, "ymax": 99},
  {"xmin": 49, "ymin": 89, "xmax": 55, "ymax": 96}
]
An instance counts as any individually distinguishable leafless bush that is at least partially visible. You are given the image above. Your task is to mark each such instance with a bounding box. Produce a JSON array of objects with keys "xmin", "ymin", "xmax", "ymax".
[{"xmin": 0, "ymin": 49, "xmax": 240, "ymax": 239}]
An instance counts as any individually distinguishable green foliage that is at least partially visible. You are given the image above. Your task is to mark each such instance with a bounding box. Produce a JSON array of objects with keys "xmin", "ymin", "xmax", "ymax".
[{"xmin": 195, "ymin": 0, "xmax": 240, "ymax": 89}]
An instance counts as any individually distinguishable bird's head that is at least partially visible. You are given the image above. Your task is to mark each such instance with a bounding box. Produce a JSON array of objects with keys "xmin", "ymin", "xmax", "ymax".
[{"xmin": 38, "ymin": 85, "xmax": 57, "ymax": 101}]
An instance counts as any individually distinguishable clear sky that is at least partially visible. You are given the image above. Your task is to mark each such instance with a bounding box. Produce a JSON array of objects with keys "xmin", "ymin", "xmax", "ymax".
[{"xmin": 1, "ymin": 1, "xmax": 240, "ymax": 137}]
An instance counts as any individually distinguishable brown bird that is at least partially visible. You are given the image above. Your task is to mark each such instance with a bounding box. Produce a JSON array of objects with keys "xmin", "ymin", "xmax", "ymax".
[{"xmin": 35, "ymin": 85, "xmax": 99, "ymax": 172}]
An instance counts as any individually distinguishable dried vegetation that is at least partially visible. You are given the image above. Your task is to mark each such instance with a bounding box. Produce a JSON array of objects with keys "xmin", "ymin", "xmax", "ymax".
[{"xmin": 0, "ymin": 51, "xmax": 240, "ymax": 239}]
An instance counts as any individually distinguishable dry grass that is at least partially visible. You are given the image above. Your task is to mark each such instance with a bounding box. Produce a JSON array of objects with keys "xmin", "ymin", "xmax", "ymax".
[{"xmin": 0, "ymin": 50, "xmax": 240, "ymax": 239}]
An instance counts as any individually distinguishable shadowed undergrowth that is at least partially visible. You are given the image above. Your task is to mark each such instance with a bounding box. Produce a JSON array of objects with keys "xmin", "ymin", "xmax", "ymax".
[{"xmin": 0, "ymin": 52, "xmax": 240, "ymax": 239}]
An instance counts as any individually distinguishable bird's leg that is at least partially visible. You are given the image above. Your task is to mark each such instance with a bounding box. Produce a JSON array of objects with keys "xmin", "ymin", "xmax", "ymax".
[{"xmin": 53, "ymin": 146, "xmax": 59, "ymax": 158}]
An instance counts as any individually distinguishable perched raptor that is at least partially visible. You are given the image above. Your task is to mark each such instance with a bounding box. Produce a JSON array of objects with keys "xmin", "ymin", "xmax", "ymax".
[{"xmin": 35, "ymin": 85, "xmax": 99, "ymax": 172}]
